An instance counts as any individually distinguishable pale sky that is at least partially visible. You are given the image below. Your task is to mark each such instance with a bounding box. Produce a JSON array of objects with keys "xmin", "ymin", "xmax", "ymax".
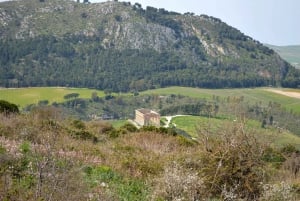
[
  {"xmin": 91, "ymin": 0, "xmax": 300, "ymax": 46},
  {"xmin": 0, "ymin": 0, "xmax": 299, "ymax": 46}
]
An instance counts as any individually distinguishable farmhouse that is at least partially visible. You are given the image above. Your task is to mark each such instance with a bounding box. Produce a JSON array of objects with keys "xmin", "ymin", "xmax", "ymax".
[{"xmin": 135, "ymin": 108, "xmax": 160, "ymax": 127}]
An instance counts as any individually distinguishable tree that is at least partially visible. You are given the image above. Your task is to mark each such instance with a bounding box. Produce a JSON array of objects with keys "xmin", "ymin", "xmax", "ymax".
[
  {"xmin": 91, "ymin": 92, "xmax": 100, "ymax": 102},
  {"xmin": 134, "ymin": 3, "xmax": 142, "ymax": 9},
  {"xmin": 261, "ymin": 119, "xmax": 267, "ymax": 128},
  {"xmin": 38, "ymin": 100, "xmax": 49, "ymax": 106},
  {"xmin": 269, "ymin": 115, "xmax": 274, "ymax": 125}
]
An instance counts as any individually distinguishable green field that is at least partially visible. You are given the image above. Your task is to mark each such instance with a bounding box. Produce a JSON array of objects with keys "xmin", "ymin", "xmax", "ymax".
[
  {"xmin": 171, "ymin": 115, "xmax": 225, "ymax": 136},
  {"xmin": 1, "ymin": 86, "xmax": 300, "ymax": 148},
  {"xmin": 172, "ymin": 115, "xmax": 300, "ymax": 149},
  {"xmin": 0, "ymin": 87, "xmax": 105, "ymax": 108},
  {"xmin": 143, "ymin": 87, "xmax": 300, "ymax": 113},
  {"xmin": 1, "ymin": 86, "xmax": 300, "ymax": 113},
  {"xmin": 171, "ymin": 115, "xmax": 261, "ymax": 137}
]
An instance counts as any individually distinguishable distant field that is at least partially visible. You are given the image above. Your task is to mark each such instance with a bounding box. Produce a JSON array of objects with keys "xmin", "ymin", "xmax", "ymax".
[
  {"xmin": 266, "ymin": 44, "xmax": 300, "ymax": 68},
  {"xmin": 172, "ymin": 116, "xmax": 300, "ymax": 149},
  {"xmin": 1, "ymin": 87, "xmax": 300, "ymax": 113},
  {"xmin": 171, "ymin": 115, "xmax": 225, "ymax": 136},
  {"xmin": 1, "ymin": 86, "xmax": 299, "ymax": 148},
  {"xmin": 143, "ymin": 87, "xmax": 300, "ymax": 113},
  {"xmin": 0, "ymin": 87, "xmax": 105, "ymax": 108}
]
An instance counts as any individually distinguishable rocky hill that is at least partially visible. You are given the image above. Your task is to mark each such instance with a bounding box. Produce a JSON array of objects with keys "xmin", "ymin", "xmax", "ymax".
[{"xmin": 0, "ymin": 0, "xmax": 299, "ymax": 91}]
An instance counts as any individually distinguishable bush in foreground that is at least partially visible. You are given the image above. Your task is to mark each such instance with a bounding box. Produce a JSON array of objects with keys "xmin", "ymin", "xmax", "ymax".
[
  {"xmin": 0, "ymin": 108, "xmax": 299, "ymax": 200},
  {"xmin": 0, "ymin": 100, "xmax": 19, "ymax": 114}
]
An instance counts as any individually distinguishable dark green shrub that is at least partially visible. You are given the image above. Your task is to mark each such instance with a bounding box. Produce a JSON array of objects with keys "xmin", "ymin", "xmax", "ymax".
[
  {"xmin": 109, "ymin": 129, "xmax": 121, "ymax": 138},
  {"xmin": 281, "ymin": 144, "xmax": 299, "ymax": 155},
  {"xmin": 262, "ymin": 147, "xmax": 285, "ymax": 168},
  {"xmin": 64, "ymin": 93, "xmax": 79, "ymax": 100},
  {"xmin": 71, "ymin": 130, "xmax": 97, "ymax": 141},
  {"xmin": 140, "ymin": 125, "xmax": 157, "ymax": 132},
  {"xmin": 176, "ymin": 136, "xmax": 195, "ymax": 146},
  {"xmin": 38, "ymin": 100, "xmax": 49, "ymax": 106},
  {"xmin": 0, "ymin": 100, "xmax": 19, "ymax": 114},
  {"xmin": 120, "ymin": 123, "xmax": 138, "ymax": 132},
  {"xmin": 72, "ymin": 119, "xmax": 86, "ymax": 130},
  {"xmin": 0, "ymin": 145, "xmax": 6, "ymax": 154}
]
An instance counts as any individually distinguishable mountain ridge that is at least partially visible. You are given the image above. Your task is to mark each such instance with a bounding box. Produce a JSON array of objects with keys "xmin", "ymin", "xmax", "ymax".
[{"xmin": 0, "ymin": 0, "xmax": 299, "ymax": 91}]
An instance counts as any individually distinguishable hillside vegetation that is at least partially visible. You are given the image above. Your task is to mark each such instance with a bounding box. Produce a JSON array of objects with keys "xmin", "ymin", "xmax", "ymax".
[
  {"xmin": 0, "ymin": 106, "xmax": 300, "ymax": 200},
  {"xmin": 170, "ymin": 115, "xmax": 300, "ymax": 148},
  {"xmin": 0, "ymin": 0, "xmax": 299, "ymax": 90}
]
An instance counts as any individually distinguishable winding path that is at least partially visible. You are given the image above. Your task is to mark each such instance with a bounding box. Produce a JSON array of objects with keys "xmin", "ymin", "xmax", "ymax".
[{"xmin": 164, "ymin": 115, "xmax": 190, "ymax": 128}]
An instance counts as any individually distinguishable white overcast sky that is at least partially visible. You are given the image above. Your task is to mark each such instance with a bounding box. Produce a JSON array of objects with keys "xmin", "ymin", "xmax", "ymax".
[{"xmin": 0, "ymin": 0, "xmax": 299, "ymax": 46}]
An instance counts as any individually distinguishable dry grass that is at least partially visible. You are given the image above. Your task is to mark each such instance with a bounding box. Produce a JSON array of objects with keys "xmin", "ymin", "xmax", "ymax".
[{"xmin": 1, "ymin": 109, "xmax": 299, "ymax": 200}]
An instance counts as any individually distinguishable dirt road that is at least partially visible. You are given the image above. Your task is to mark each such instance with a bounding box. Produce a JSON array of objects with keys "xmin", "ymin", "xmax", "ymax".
[{"xmin": 265, "ymin": 88, "xmax": 300, "ymax": 99}]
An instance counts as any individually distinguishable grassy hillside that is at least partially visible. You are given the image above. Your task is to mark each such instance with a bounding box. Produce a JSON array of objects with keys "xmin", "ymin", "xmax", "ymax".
[
  {"xmin": 171, "ymin": 115, "xmax": 300, "ymax": 149},
  {"xmin": 0, "ymin": 107, "xmax": 299, "ymax": 200},
  {"xmin": 266, "ymin": 44, "xmax": 300, "ymax": 68}
]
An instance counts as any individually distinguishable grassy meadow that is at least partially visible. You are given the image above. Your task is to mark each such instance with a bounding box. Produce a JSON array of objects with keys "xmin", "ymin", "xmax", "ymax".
[
  {"xmin": 143, "ymin": 87, "xmax": 300, "ymax": 113},
  {"xmin": 0, "ymin": 87, "xmax": 105, "ymax": 108},
  {"xmin": 1, "ymin": 86, "xmax": 300, "ymax": 112},
  {"xmin": 171, "ymin": 115, "xmax": 300, "ymax": 149}
]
